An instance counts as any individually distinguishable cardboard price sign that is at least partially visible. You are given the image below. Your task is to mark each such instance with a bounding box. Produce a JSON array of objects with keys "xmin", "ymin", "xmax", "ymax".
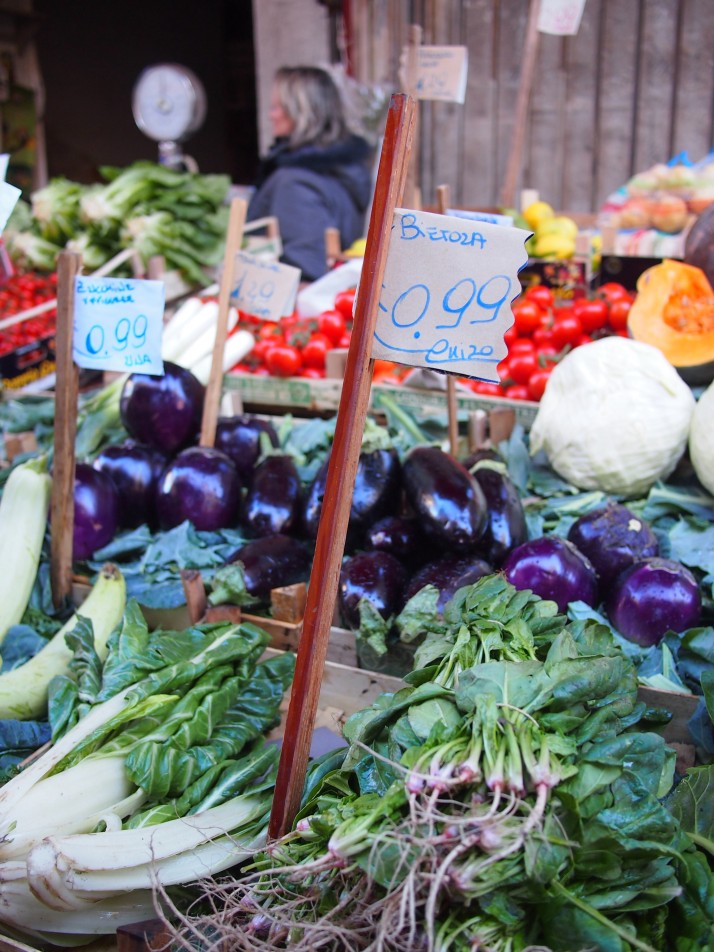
[
  {"xmin": 230, "ymin": 251, "xmax": 300, "ymax": 320},
  {"xmin": 372, "ymin": 209, "xmax": 530, "ymax": 383},
  {"xmin": 72, "ymin": 276, "xmax": 165, "ymax": 375},
  {"xmin": 414, "ymin": 46, "xmax": 468, "ymax": 103}
]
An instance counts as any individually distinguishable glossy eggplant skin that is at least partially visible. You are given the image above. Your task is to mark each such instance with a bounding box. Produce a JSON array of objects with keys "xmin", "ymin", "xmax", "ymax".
[
  {"xmin": 503, "ymin": 536, "xmax": 598, "ymax": 613},
  {"xmin": 338, "ymin": 551, "xmax": 408, "ymax": 630},
  {"xmin": 92, "ymin": 440, "xmax": 167, "ymax": 529},
  {"xmin": 156, "ymin": 446, "xmax": 242, "ymax": 532},
  {"xmin": 364, "ymin": 515, "xmax": 428, "ymax": 567},
  {"xmin": 241, "ymin": 455, "xmax": 302, "ymax": 538},
  {"xmin": 214, "ymin": 416, "xmax": 280, "ymax": 485},
  {"xmin": 120, "ymin": 362, "xmax": 204, "ymax": 456},
  {"xmin": 402, "ymin": 446, "xmax": 488, "ymax": 553},
  {"xmin": 404, "ymin": 555, "xmax": 493, "ymax": 612},
  {"xmin": 228, "ymin": 533, "xmax": 312, "ymax": 602},
  {"xmin": 567, "ymin": 501, "xmax": 659, "ymax": 589},
  {"xmin": 301, "ymin": 454, "xmax": 330, "ymax": 540},
  {"xmin": 471, "ymin": 465, "xmax": 527, "ymax": 567},
  {"xmin": 73, "ymin": 463, "xmax": 119, "ymax": 561}
]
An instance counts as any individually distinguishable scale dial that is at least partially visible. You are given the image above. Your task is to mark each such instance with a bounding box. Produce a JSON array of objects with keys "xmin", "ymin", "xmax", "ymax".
[{"xmin": 132, "ymin": 64, "xmax": 207, "ymax": 143}]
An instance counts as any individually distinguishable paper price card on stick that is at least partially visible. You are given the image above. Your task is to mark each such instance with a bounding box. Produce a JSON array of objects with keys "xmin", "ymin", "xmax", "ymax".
[
  {"xmin": 0, "ymin": 180, "xmax": 21, "ymax": 234},
  {"xmin": 415, "ymin": 46, "xmax": 468, "ymax": 103},
  {"xmin": 372, "ymin": 209, "xmax": 530, "ymax": 383},
  {"xmin": 73, "ymin": 276, "xmax": 165, "ymax": 375},
  {"xmin": 230, "ymin": 252, "xmax": 301, "ymax": 320},
  {"xmin": 537, "ymin": 0, "xmax": 587, "ymax": 35}
]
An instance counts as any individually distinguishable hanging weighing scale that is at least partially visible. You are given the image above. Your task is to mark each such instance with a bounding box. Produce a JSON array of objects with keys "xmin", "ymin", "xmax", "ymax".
[{"xmin": 132, "ymin": 63, "xmax": 207, "ymax": 171}]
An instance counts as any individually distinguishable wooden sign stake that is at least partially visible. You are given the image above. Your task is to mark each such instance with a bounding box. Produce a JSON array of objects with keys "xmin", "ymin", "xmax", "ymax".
[
  {"xmin": 199, "ymin": 197, "xmax": 247, "ymax": 448},
  {"xmin": 499, "ymin": 0, "xmax": 542, "ymax": 209},
  {"xmin": 404, "ymin": 23, "xmax": 422, "ymax": 210},
  {"xmin": 268, "ymin": 93, "xmax": 417, "ymax": 840},
  {"xmin": 435, "ymin": 184, "xmax": 460, "ymax": 457},
  {"xmin": 50, "ymin": 251, "xmax": 82, "ymax": 608}
]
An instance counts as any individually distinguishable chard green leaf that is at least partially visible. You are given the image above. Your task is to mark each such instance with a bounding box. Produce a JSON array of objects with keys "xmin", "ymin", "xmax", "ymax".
[
  {"xmin": 395, "ymin": 586, "xmax": 445, "ymax": 645},
  {"xmin": 667, "ymin": 519, "xmax": 714, "ymax": 576},
  {"xmin": 207, "ymin": 562, "xmax": 259, "ymax": 608},
  {"xmin": 407, "ymin": 697, "xmax": 461, "ymax": 741},
  {"xmin": 665, "ymin": 765, "xmax": 714, "ymax": 857},
  {"xmin": 355, "ymin": 598, "xmax": 392, "ymax": 656}
]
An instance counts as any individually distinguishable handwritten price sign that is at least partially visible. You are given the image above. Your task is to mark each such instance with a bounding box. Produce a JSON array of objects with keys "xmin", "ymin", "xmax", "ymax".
[
  {"xmin": 230, "ymin": 252, "xmax": 301, "ymax": 321},
  {"xmin": 372, "ymin": 209, "xmax": 530, "ymax": 383},
  {"xmin": 73, "ymin": 276, "xmax": 165, "ymax": 375}
]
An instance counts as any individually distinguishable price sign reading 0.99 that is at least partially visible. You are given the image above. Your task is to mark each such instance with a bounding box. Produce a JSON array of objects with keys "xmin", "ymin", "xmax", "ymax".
[
  {"xmin": 72, "ymin": 276, "xmax": 165, "ymax": 376},
  {"xmin": 372, "ymin": 209, "xmax": 531, "ymax": 384}
]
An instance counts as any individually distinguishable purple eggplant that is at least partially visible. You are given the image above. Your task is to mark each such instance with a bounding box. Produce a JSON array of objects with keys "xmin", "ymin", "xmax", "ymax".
[
  {"xmin": 404, "ymin": 554, "xmax": 494, "ymax": 612},
  {"xmin": 92, "ymin": 440, "xmax": 167, "ymax": 529},
  {"xmin": 606, "ymin": 557, "xmax": 702, "ymax": 646},
  {"xmin": 228, "ymin": 533, "xmax": 312, "ymax": 602},
  {"xmin": 471, "ymin": 465, "xmax": 527, "ymax": 566},
  {"xmin": 214, "ymin": 415, "xmax": 280, "ymax": 484},
  {"xmin": 301, "ymin": 454, "xmax": 330, "ymax": 540},
  {"xmin": 502, "ymin": 536, "xmax": 598, "ymax": 613},
  {"xmin": 72, "ymin": 462, "xmax": 119, "ymax": 561},
  {"xmin": 364, "ymin": 515, "xmax": 428, "ymax": 567},
  {"xmin": 119, "ymin": 362, "xmax": 205, "ymax": 456},
  {"xmin": 402, "ymin": 446, "xmax": 488, "ymax": 553},
  {"xmin": 338, "ymin": 551, "xmax": 408, "ymax": 630},
  {"xmin": 241, "ymin": 454, "xmax": 302, "ymax": 538},
  {"xmin": 567, "ymin": 502, "xmax": 659, "ymax": 589},
  {"xmin": 156, "ymin": 446, "xmax": 242, "ymax": 531}
]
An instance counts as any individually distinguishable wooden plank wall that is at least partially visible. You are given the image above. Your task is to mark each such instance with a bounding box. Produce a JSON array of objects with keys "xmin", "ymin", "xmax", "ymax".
[{"xmin": 346, "ymin": 0, "xmax": 714, "ymax": 213}]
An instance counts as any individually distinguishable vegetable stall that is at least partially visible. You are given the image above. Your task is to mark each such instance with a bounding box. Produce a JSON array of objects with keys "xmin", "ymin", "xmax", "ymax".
[{"xmin": 0, "ymin": 117, "xmax": 713, "ymax": 952}]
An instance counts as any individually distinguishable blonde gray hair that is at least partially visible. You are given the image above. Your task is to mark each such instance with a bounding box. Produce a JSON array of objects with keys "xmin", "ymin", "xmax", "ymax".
[{"xmin": 273, "ymin": 66, "xmax": 348, "ymax": 148}]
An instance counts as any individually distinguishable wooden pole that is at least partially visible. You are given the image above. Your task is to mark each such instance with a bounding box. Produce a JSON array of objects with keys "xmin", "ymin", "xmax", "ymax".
[
  {"xmin": 50, "ymin": 251, "xmax": 82, "ymax": 608},
  {"xmin": 404, "ymin": 23, "xmax": 422, "ymax": 210},
  {"xmin": 268, "ymin": 93, "xmax": 417, "ymax": 840},
  {"xmin": 435, "ymin": 184, "xmax": 460, "ymax": 458},
  {"xmin": 199, "ymin": 198, "xmax": 246, "ymax": 448},
  {"xmin": 499, "ymin": 0, "xmax": 542, "ymax": 209}
]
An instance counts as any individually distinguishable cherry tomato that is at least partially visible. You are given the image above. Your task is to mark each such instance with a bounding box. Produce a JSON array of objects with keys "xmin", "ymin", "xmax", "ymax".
[
  {"xmin": 597, "ymin": 282, "xmax": 631, "ymax": 305},
  {"xmin": 337, "ymin": 332, "xmax": 352, "ymax": 348},
  {"xmin": 551, "ymin": 313, "xmax": 583, "ymax": 349},
  {"xmin": 504, "ymin": 325, "xmax": 520, "ymax": 346},
  {"xmin": 527, "ymin": 368, "xmax": 553, "ymax": 401},
  {"xmin": 608, "ymin": 299, "xmax": 632, "ymax": 331},
  {"xmin": 575, "ymin": 333, "xmax": 593, "ymax": 348},
  {"xmin": 258, "ymin": 321, "xmax": 283, "ymax": 342},
  {"xmin": 333, "ymin": 288, "xmax": 356, "ymax": 320},
  {"xmin": 317, "ymin": 310, "xmax": 347, "ymax": 345},
  {"xmin": 265, "ymin": 344, "xmax": 302, "ymax": 377},
  {"xmin": 524, "ymin": 285, "xmax": 554, "ymax": 311},
  {"xmin": 512, "ymin": 300, "xmax": 543, "ymax": 336},
  {"xmin": 301, "ymin": 333, "xmax": 331, "ymax": 370},
  {"xmin": 471, "ymin": 381, "xmax": 504, "ymax": 397},
  {"xmin": 504, "ymin": 384, "xmax": 532, "ymax": 401},
  {"xmin": 300, "ymin": 367, "xmax": 325, "ymax": 379},
  {"xmin": 508, "ymin": 337, "xmax": 536, "ymax": 355},
  {"xmin": 532, "ymin": 325, "xmax": 554, "ymax": 347},
  {"xmin": 574, "ymin": 299, "xmax": 609, "ymax": 333},
  {"xmin": 508, "ymin": 351, "xmax": 539, "ymax": 386}
]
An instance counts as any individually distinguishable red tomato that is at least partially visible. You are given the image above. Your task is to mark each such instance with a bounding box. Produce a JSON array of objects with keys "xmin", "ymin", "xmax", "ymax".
[
  {"xmin": 337, "ymin": 332, "xmax": 352, "ymax": 348},
  {"xmin": 508, "ymin": 337, "xmax": 536, "ymax": 355},
  {"xmin": 317, "ymin": 310, "xmax": 347, "ymax": 346},
  {"xmin": 508, "ymin": 351, "xmax": 539, "ymax": 385},
  {"xmin": 300, "ymin": 367, "xmax": 325, "ymax": 379},
  {"xmin": 574, "ymin": 299, "xmax": 609, "ymax": 333},
  {"xmin": 575, "ymin": 333, "xmax": 593, "ymax": 348},
  {"xmin": 527, "ymin": 368, "xmax": 553, "ymax": 401},
  {"xmin": 471, "ymin": 381, "xmax": 504, "ymax": 396},
  {"xmin": 597, "ymin": 282, "xmax": 631, "ymax": 305},
  {"xmin": 524, "ymin": 285, "xmax": 554, "ymax": 311},
  {"xmin": 265, "ymin": 344, "xmax": 302, "ymax": 377},
  {"xmin": 608, "ymin": 299, "xmax": 632, "ymax": 331},
  {"xmin": 504, "ymin": 325, "xmax": 520, "ymax": 346},
  {"xmin": 551, "ymin": 313, "xmax": 583, "ymax": 349},
  {"xmin": 532, "ymin": 325, "xmax": 554, "ymax": 347},
  {"xmin": 504, "ymin": 384, "xmax": 532, "ymax": 401},
  {"xmin": 333, "ymin": 288, "xmax": 356, "ymax": 320},
  {"xmin": 301, "ymin": 333, "xmax": 331, "ymax": 370},
  {"xmin": 512, "ymin": 300, "xmax": 543, "ymax": 336}
]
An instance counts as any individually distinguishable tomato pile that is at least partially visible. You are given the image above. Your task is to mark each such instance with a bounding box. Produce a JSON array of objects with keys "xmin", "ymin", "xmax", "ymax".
[
  {"xmin": 231, "ymin": 288, "xmax": 355, "ymax": 379},
  {"xmin": 0, "ymin": 271, "xmax": 58, "ymax": 358},
  {"xmin": 488, "ymin": 282, "xmax": 634, "ymax": 402}
]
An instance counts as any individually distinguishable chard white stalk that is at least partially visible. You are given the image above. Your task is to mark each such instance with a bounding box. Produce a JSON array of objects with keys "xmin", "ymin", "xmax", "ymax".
[
  {"xmin": 0, "ymin": 456, "xmax": 51, "ymax": 646},
  {"xmin": 0, "ymin": 563, "xmax": 126, "ymax": 720},
  {"xmin": 173, "ymin": 306, "xmax": 239, "ymax": 369},
  {"xmin": 162, "ymin": 294, "xmax": 204, "ymax": 340},
  {"xmin": 161, "ymin": 299, "xmax": 219, "ymax": 362},
  {"xmin": 189, "ymin": 328, "xmax": 255, "ymax": 385}
]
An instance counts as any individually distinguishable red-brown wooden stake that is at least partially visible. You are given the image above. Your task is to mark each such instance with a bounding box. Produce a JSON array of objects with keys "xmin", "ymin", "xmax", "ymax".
[
  {"xmin": 50, "ymin": 251, "xmax": 82, "ymax": 608},
  {"xmin": 199, "ymin": 197, "xmax": 246, "ymax": 448},
  {"xmin": 269, "ymin": 93, "xmax": 417, "ymax": 840},
  {"xmin": 435, "ymin": 184, "xmax": 460, "ymax": 457}
]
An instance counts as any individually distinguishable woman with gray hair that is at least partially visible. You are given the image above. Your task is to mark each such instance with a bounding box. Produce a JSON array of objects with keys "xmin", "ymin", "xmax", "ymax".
[{"xmin": 247, "ymin": 66, "xmax": 373, "ymax": 282}]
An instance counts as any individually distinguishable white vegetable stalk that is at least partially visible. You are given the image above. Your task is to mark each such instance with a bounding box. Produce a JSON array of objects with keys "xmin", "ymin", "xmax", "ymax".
[
  {"xmin": 190, "ymin": 328, "xmax": 256, "ymax": 385},
  {"xmin": 529, "ymin": 337, "xmax": 696, "ymax": 497},
  {"xmin": 688, "ymin": 378, "xmax": 714, "ymax": 496},
  {"xmin": 0, "ymin": 456, "xmax": 51, "ymax": 646},
  {"xmin": 161, "ymin": 299, "xmax": 219, "ymax": 362},
  {"xmin": 0, "ymin": 562, "xmax": 126, "ymax": 720},
  {"xmin": 173, "ymin": 305, "xmax": 240, "ymax": 369}
]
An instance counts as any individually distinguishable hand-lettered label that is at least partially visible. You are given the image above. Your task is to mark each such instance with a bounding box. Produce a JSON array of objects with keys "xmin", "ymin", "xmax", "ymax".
[
  {"xmin": 372, "ymin": 209, "xmax": 531, "ymax": 383},
  {"xmin": 415, "ymin": 46, "xmax": 468, "ymax": 103},
  {"xmin": 73, "ymin": 276, "xmax": 165, "ymax": 375},
  {"xmin": 230, "ymin": 252, "xmax": 300, "ymax": 320}
]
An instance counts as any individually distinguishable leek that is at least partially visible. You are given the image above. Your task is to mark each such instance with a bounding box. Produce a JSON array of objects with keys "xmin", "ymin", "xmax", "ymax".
[
  {"xmin": 0, "ymin": 456, "xmax": 51, "ymax": 646},
  {"xmin": 0, "ymin": 563, "xmax": 126, "ymax": 721}
]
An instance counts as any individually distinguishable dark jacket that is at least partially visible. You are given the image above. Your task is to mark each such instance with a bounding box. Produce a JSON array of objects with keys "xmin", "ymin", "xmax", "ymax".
[{"xmin": 247, "ymin": 134, "xmax": 372, "ymax": 282}]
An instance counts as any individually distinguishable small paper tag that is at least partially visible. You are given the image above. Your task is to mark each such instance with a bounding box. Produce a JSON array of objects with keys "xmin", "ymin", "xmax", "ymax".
[
  {"xmin": 73, "ymin": 276, "xmax": 165, "ymax": 375},
  {"xmin": 0, "ymin": 155, "xmax": 9, "ymax": 182},
  {"xmin": 372, "ymin": 209, "xmax": 530, "ymax": 383},
  {"xmin": 230, "ymin": 252, "xmax": 301, "ymax": 320},
  {"xmin": 537, "ymin": 0, "xmax": 587, "ymax": 36},
  {"xmin": 0, "ymin": 180, "xmax": 21, "ymax": 234},
  {"xmin": 415, "ymin": 46, "xmax": 468, "ymax": 103}
]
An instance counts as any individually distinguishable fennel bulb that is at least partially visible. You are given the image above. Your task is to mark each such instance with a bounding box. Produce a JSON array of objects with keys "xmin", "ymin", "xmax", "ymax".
[
  {"xmin": 688, "ymin": 378, "xmax": 714, "ymax": 496},
  {"xmin": 529, "ymin": 337, "xmax": 695, "ymax": 497}
]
